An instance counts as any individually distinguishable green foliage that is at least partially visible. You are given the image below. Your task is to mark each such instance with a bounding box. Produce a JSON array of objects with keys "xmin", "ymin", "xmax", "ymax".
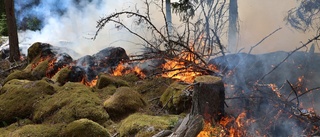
[
  {"xmin": 19, "ymin": 16, "xmax": 42, "ymax": 31},
  {"xmin": 286, "ymin": 0, "xmax": 320, "ymax": 31},
  {"xmin": 0, "ymin": 13, "xmax": 8, "ymax": 36},
  {"xmin": 171, "ymin": 0, "xmax": 196, "ymax": 21}
]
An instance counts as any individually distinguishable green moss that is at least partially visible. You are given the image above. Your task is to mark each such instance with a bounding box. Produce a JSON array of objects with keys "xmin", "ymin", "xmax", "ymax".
[
  {"xmin": 118, "ymin": 73, "xmax": 140, "ymax": 85},
  {"xmin": 0, "ymin": 79, "xmax": 56, "ymax": 126},
  {"xmin": 94, "ymin": 85, "xmax": 117, "ymax": 100},
  {"xmin": 8, "ymin": 124, "xmax": 64, "ymax": 137},
  {"xmin": 31, "ymin": 60, "xmax": 49, "ymax": 79},
  {"xmin": 96, "ymin": 74, "xmax": 129, "ymax": 89},
  {"xmin": 60, "ymin": 118, "xmax": 110, "ymax": 137},
  {"xmin": 0, "ymin": 119, "xmax": 33, "ymax": 137},
  {"xmin": 118, "ymin": 113, "xmax": 180, "ymax": 137},
  {"xmin": 33, "ymin": 82, "xmax": 109, "ymax": 125},
  {"xmin": 4, "ymin": 70, "xmax": 34, "ymax": 84},
  {"xmin": 103, "ymin": 87, "xmax": 146, "ymax": 120},
  {"xmin": 27, "ymin": 42, "xmax": 42, "ymax": 64},
  {"xmin": 194, "ymin": 75, "xmax": 222, "ymax": 84},
  {"xmin": 51, "ymin": 67, "xmax": 71, "ymax": 85},
  {"xmin": 160, "ymin": 82, "xmax": 190, "ymax": 114}
]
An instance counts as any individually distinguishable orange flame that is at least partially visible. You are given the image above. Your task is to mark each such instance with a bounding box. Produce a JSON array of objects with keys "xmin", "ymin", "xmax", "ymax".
[
  {"xmin": 112, "ymin": 62, "xmax": 146, "ymax": 78},
  {"xmin": 82, "ymin": 76, "xmax": 98, "ymax": 87}
]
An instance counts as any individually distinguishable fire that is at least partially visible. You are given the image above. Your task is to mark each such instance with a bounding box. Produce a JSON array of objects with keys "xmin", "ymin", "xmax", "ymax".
[
  {"xmin": 112, "ymin": 62, "xmax": 146, "ymax": 78},
  {"xmin": 81, "ymin": 76, "xmax": 98, "ymax": 87},
  {"xmin": 197, "ymin": 112, "xmax": 257, "ymax": 137},
  {"xmin": 197, "ymin": 121, "xmax": 225, "ymax": 137},
  {"xmin": 161, "ymin": 48, "xmax": 204, "ymax": 83}
]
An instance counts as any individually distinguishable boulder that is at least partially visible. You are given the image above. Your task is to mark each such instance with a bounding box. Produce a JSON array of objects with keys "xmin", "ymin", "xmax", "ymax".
[
  {"xmin": 51, "ymin": 67, "xmax": 71, "ymax": 85},
  {"xmin": 4, "ymin": 70, "xmax": 34, "ymax": 84},
  {"xmin": 160, "ymin": 82, "xmax": 191, "ymax": 114},
  {"xmin": 5, "ymin": 124, "xmax": 63, "ymax": 137},
  {"xmin": 33, "ymin": 82, "xmax": 109, "ymax": 125},
  {"xmin": 118, "ymin": 113, "xmax": 180, "ymax": 137},
  {"xmin": 27, "ymin": 42, "xmax": 55, "ymax": 64},
  {"xmin": 91, "ymin": 47, "xmax": 129, "ymax": 74},
  {"xmin": 60, "ymin": 118, "xmax": 110, "ymax": 137},
  {"xmin": 103, "ymin": 87, "xmax": 146, "ymax": 120},
  {"xmin": 0, "ymin": 79, "xmax": 56, "ymax": 126},
  {"xmin": 96, "ymin": 74, "xmax": 128, "ymax": 89}
]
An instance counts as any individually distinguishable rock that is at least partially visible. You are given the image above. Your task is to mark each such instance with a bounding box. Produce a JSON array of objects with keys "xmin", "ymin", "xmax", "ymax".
[
  {"xmin": 0, "ymin": 79, "xmax": 56, "ymax": 126},
  {"xmin": 60, "ymin": 118, "xmax": 110, "ymax": 137},
  {"xmin": 27, "ymin": 42, "xmax": 55, "ymax": 64},
  {"xmin": 4, "ymin": 124, "xmax": 63, "ymax": 137},
  {"xmin": 51, "ymin": 67, "xmax": 71, "ymax": 85},
  {"xmin": 103, "ymin": 87, "xmax": 146, "ymax": 120},
  {"xmin": 93, "ymin": 47, "xmax": 129, "ymax": 73},
  {"xmin": 33, "ymin": 82, "xmax": 109, "ymax": 124},
  {"xmin": 118, "ymin": 113, "xmax": 179, "ymax": 137},
  {"xmin": 4, "ymin": 70, "xmax": 34, "ymax": 84},
  {"xmin": 160, "ymin": 82, "xmax": 191, "ymax": 114},
  {"xmin": 96, "ymin": 74, "xmax": 129, "ymax": 89},
  {"xmin": 76, "ymin": 55, "xmax": 96, "ymax": 81},
  {"xmin": 31, "ymin": 60, "xmax": 49, "ymax": 79}
]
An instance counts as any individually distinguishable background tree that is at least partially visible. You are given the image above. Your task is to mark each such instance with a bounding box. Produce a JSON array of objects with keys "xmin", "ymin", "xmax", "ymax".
[
  {"xmin": 286, "ymin": 0, "xmax": 320, "ymax": 32},
  {"xmin": 4, "ymin": 0, "xmax": 20, "ymax": 62},
  {"xmin": 0, "ymin": 1, "xmax": 8, "ymax": 36},
  {"xmin": 227, "ymin": 0, "xmax": 238, "ymax": 53}
]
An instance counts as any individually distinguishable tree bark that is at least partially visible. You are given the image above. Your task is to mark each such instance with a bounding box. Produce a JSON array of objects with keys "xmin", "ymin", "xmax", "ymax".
[
  {"xmin": 4, "ymin": 0, "xmax": 20, "ymax": 62},
  {"xmin": 228, "ymin": 0, "xmax": 238, "ymax": 53},
  {"xmin": 191, "ymin": 75, "xmax": 225, "ymax": 122},
  {"xmin": 166, "ymin": 0, "xmax": 173, "ymax": 38},
  {"xmin": 167, "ymin": 75, "xmax": 225, "ymax": 137}
]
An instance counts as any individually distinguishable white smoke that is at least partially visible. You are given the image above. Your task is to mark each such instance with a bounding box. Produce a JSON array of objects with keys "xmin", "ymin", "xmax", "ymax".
[{"xmin": 17, "ymin": 0, "xmax": 148, "ymax": 59}]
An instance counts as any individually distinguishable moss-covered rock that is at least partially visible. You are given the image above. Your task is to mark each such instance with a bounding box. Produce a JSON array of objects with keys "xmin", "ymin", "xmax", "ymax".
[
  {"xmin": 96, "ymin": 74, "xmax": 129, "ymax": 89},
  {"xmin": 51, "ymin": 67, "xmax": 71, "ymax": 85},
  {"xmin": 118, "ymin": 113, "xmax": 180, "ymax": 137},
  {"xmin": 27, "ymin": 42, "xmax": 54, "ymax": 64},
  {"xmin": 4, "ymin": 70, "xmax": 34, "ymax": 84},
  {"xmin": 94, "ymin": 85, "xmax": 117, "ymax": 100},
  {"xmin": 33, "ymin": 82, "xmax": 109, "ymax": 124},
  {"xmin": 60, "ymin": 118, "xmax": 110, "ymax": 137},
  {"xmin": 0, "ymin": 119, "xmax": 33, "ymax": 137},
  {"xmin": 0, "ymin": 79, "xmax": 56, "ymax": 127},
  {"xmin": 31, "ymin": 60, "xmax": 49, "ymax": 79},
  {"xmin": 5, "ymin": 124, "xmax": 64, "ymax": 137},
  {"xmin": 160, "ymin": 82, "xmax": 191, "ymax": 114},
  {"xmin": 103, "ymin": 87, "xmax": 146, "ymax": 120}
]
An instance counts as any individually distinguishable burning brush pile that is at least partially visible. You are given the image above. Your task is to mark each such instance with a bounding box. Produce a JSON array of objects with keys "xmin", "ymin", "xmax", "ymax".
[{"xmin": 0, "ymin": 41, "xmax": 320, "ymax": 136}]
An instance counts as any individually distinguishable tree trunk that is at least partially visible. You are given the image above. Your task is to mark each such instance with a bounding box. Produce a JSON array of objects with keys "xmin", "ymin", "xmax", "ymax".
[
  {"xmin": 4, "ymin": 0, "xmax": 20, "ymax": 62},
  {"xmin": 167, "ymin": 75, "xmax": 225, "ymax": 137},
  {"xmin": 191, "ymin": 75, "xmax": 225, "ymax": 122},
  {"xmin": 227, "ymin": 0, "xmax": 238, "ymax": 53},
  {"xmin": 166, "ymin": 0, "xmax": 173, "ymax": 38}
]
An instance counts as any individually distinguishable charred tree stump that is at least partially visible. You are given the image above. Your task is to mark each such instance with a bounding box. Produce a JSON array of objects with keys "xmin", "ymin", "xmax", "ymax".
[
  {"xmin": 191, "ymin": 75, "xmax": 225, "ymax": 122},
  {"xmin": 168, "ymin": 75, "xmax": 225, "ymax": 137}
]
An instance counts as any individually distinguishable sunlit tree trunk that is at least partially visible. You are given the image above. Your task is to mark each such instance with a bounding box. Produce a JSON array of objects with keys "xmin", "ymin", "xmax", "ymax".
[
  {"xmin": 4, "ymin": 0, "xmax": 20, "ymax": 62},
  {"xmin": 166, "ymin": 0, "xmax": 173, "ymax": 38},
  {"xmin": 228, "ymin": 0, "xmax": 238, "ymax": 53}
]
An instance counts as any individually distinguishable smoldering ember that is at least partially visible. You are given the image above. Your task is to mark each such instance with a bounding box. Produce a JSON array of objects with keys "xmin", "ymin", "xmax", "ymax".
[{"xmin": 1, "ymin": 0, "xmax": 320, "ymax": 137}]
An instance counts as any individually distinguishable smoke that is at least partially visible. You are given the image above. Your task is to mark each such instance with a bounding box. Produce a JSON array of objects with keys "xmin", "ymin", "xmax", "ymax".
[
  {"xmin": 16, "ymin": 0, "xmax": 147, "ymax": 59},
  {"xmin": 237, "ymin": 0, "xmax": 318, "ymax": 54}
]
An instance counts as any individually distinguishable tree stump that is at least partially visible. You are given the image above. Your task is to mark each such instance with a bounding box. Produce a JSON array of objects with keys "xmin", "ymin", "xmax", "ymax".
[
  {"xmin": 191, "ymin": 75, "xmax": 225, "ymax": 122},
  {"xmin": 166, "ymin": 75, "xmax": 225, "ymax": 137}
]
